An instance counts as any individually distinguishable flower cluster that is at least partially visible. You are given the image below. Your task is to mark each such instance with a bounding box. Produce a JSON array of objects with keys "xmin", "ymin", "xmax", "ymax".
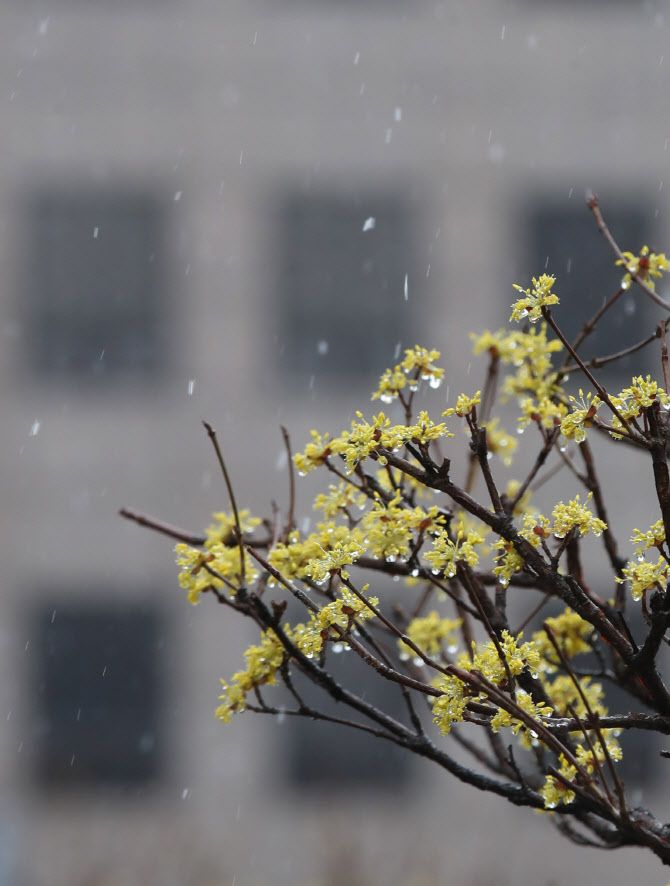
[
  {"xmin": 398, "ymin": 610, "xmax": 462, "ymax": 660},
  {"xmin": 216, "ymin": 630, "xmax": 286, "ymax": 722},
  {"xmin": 541, "ymin": 741, "xmax": 622, "ymax": 809},
  {"xmin": 304, "ymin": 539, "xmax": 365, "ymax": 584},
  {"xmin": 532, "ymin": 608, "xmax": 593, "ymax": 670},
  {"xmin": 424, "ymin": 522, "xmax": 486, "ymax": 578},
  {"xmin": 551, "ymin": 493, "xmax": 607, "ymax": 539},
  {"xmin": 361, "ymin": 492, "xmax": 444, "ymax": 561},
  {"xmin": 631, "ymin": 519, "xmax": 666, "ymax": 557},
  {"xmin": 292, "ymin": 586, "xmax": 379, "ymax": 659},
  {"xmin": 616, "ymin": 245, "xmax": 670, "ymax": 291},
  {"xmin": 431, "ymin": 632, "xmax": 544, "ymax": 736},
  {"xmin": 510, "ymin": 274, "xmax": 560, "ymax": 323},
  {"xmin": 204, "ymin": 509, "xmax": 262, "ymax": 547},
  {"xmin": 443, "ymin": 391, "xmax": 481, "ymax": 418},
  {"xmin": 175, "ymin": 541, "xmax": 259, "ymax": 604},
  {"xmin": 372, "ymin": 346, "xmax": 444, "ymax": 402},
  {"xmin": 618, "ymin": 558, "xmax": 670, "ymax": 601},
  {"xmin": 560, "ymin": 391, "xmax": 602, "ymax": 443}
]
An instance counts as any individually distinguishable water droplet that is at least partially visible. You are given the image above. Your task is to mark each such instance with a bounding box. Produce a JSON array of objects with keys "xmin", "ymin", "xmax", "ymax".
[
  {"xmin": 174, "ymin": 190, "xmax": 183, "ymax": 202},
  {"xmin": 187, "ymin": 379, "xmax": 195, "ymax": 396},
  {"xmin": 316, "ymin": 339, "xmax": 329, "ymax": 356},
  {"xmin": 362, "ymin": 217, "xmax": 376, "ymax": 232},
  {"xmin": 428, "ymin": 376, "xmax": 442, "ymax": 389},
  {"xmin": 29, "ymin": 420, "xmax": 40, "ymax": 437}
]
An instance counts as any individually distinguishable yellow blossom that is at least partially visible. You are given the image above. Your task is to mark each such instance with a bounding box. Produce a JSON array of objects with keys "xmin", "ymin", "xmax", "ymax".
[
  {"xmin": 372, "ymin": 346, "xmax": 444, "ymax": 402},
  {"xmin": 304, "ymin": 539, "xmax": 365, "ymax": 583},
  {"xmin": 398, "ymin": 611, "xmax": 462, "ymax": 660},
  {"xmin": 443, "ymin": 391, "xmax": 481, "ymax": 418},
  {"xmin": 560, "ymin": 391, "xmax": 602, "ymax": 444},
  {"xmin": 532, "ymin": 609, "xmax": 593, "ymax": 670},
  {"xmin": 617, "ymin": 557, "xmax": 670, "ymax": 601},
  {"xmin": 631, "ymin": 519, "xmax": 666, "ymax": 558},
  {"xmin": 551, "ymin": 493, "xmax": 607, "ymax": 539},
  {"xmin": 510, "ymin": 274, "xmax": 559, "ymax": 323},
  {"xmin": 616, "ymin": 245, "xmax": 670, "ymax": 291},
  {"xmin": 424, "ymin": 522, "xmax": 485, "ymax": 578}
]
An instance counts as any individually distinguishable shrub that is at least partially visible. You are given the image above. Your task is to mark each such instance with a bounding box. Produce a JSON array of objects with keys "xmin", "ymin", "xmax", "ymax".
[{"xmin": 123, "ymin": 195, "xmax": 670, "ymax": 868}]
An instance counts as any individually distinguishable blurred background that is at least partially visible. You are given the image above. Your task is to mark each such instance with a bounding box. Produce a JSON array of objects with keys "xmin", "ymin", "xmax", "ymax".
[{"xmin": 3, "ymin": 1, "xmax": 670, "ymax": 884}]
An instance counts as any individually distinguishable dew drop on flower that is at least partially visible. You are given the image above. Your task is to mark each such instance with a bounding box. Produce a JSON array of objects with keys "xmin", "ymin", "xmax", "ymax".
[{"xmin": 428, "ymin": 376, "xmax": 442, "ymax": 389}]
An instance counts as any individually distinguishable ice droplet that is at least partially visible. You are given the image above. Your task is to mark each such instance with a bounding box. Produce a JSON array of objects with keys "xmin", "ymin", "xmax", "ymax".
[
  {"xmin": 362, "ymin": 217, "xmax": 376, "ymax": 232},
  {"xmin": 316, "ymin": 340, "xmax": 329, "ymax": 355},
  {"xmin": 92, "ymin": 226, "xmax": 99, "ymax": 239},
  {"xmin": 173, "ymin": 190, "xmax": 182, "ymax": 202},
  {"xmin": 29, "ymin": 420, "xmax": 40, "ymax": 437}
]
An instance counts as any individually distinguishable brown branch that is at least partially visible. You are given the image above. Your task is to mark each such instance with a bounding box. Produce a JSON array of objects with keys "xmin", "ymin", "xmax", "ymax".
[
  {"xmin": 203, "ymin": 421, "xmax": 246, "ymax": 589},
  {"xmin": 119, "ymin": 507, "xmax": 206, "ymax": 545},
  {"xmin": 587, "ymin": 194, "xmax": 670, "ymax": 311}
]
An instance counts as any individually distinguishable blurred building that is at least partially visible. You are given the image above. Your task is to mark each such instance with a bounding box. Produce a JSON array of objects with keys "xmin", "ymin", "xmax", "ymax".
[{"xmin": 1, "ymin": 1, "xmax": 670, "ymax": 884}]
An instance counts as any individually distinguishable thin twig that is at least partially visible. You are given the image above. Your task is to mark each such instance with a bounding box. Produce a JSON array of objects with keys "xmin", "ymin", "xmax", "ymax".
[
  {"xmin": 118, "ymin": 507, "xmax": 206, "ymax": 545},
  {"xmin": 203, "ymin": 421, "xmax": 246, "ymax": 589},
  {"xmin": 280, "ymin": 426, "xmax": 296, "ymax": 535},
  {"xmin": 587, "ymin": 194, "xmax": 670, "ymax": 311}
]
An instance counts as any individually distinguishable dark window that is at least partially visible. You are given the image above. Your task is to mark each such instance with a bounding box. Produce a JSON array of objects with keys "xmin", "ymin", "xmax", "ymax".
[
  {"xmin": 31, "ymin": 602, "xmax": 164, "ymax": 789},
  {"xmin": 282, "ymin": 642, "xmax": 412, "ymax": 791},
  {"xmin": 25, "ymin": 190, "xmax": 168, "ymax": 382},
  {"xmin": 527, "ymin": 201, "xmax": 655, "ymax": 381},
  {"xmin": 277, "ymin": 192, "xmax": 418, "ymax": 388}
]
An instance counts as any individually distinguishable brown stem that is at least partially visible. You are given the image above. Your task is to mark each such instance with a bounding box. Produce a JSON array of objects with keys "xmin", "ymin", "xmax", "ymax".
[
  {"xmin": 587, "ymin": 194, "xmax": 670, "ymax": 311},
  {"xmin": 119, "ymin": 507, "xmax": 206, "ymax": 545},
  {"xmin": 203, "ymin": 421, "xmax": 246, "ymax": 589}
]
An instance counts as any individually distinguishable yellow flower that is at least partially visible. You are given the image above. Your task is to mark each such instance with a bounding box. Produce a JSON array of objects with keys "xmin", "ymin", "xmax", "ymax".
[
  {"xmin": 443, "ymin": 391, "xmax": 481, "ymax": 418},
  {"xmin": 560, "ymin": 391, "xmax": 601, "ymax": 444},
  {"xmin": 424, "ymin": 522, "xmax": 485, "ymax": 578},
  {"xmin": 617, "ymin": 558, "xmax": 670, "ymax": 601},
  {"xmin": 631, "ymin": 519, "xmax": 666, "ymax": 558},
  {"xmin": 616, "ymin": 245, "xmax": 670, "ymax": 290},
  {"xmin": 551, "ymin": 493, "xmax": 607, "ymax": 539},
  {"xmin": 399, "ymin": 611, "xmax": 462, "ymax": 660},
  {"xmin": 304, "ymin": 539, "xmax": 365, "ymax": 584},
  {"xmin": 510, "ymin": 274, "xmax": 559, "ymax": 323},
  {"xmin": 372, "ymin": 346, "xmax": 444, "ymax": 402}
]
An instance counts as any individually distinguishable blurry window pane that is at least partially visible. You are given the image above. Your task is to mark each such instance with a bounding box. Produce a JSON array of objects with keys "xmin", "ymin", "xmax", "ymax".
[
  {"xmin": 277, "ymin": 193, "xmax": 416, "ymax": 385},
  {"xmin": 32, "ymin": 602, "xmax": 164, "ymax": 788},
  {"xmin": 527, "ymin": 202, "xmax": 653, "ymax": 380},
  {"xmin": 25, "ymin": 191, "xmax": 167, "ymax": 381}
]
